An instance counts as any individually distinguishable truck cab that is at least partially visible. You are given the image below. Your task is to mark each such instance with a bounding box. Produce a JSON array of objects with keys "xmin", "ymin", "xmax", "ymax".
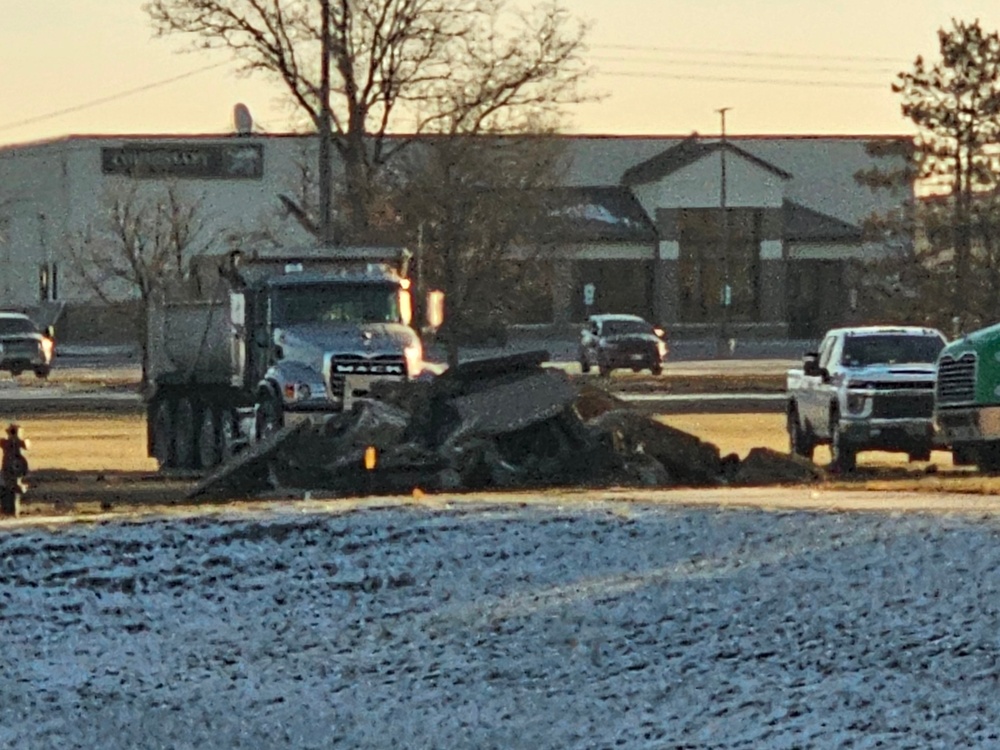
[
  {"xmin": 786, "ymin": 326, "xmax": 946, "ymax": 471},
  {"xmin": 145, "ymin": 253, "xmax": 424, "ymax": 472}
]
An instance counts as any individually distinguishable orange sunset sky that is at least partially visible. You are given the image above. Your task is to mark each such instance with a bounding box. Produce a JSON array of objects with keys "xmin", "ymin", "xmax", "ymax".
[{"xmin": 2, "ymin": 0, "xmax": 1000, "ymax": 147}]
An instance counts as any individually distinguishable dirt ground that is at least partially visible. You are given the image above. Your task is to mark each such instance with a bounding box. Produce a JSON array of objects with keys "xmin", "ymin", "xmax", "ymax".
[{"xmin": 0, "ymin": 410, "xmax": 996, "ymax": 521}]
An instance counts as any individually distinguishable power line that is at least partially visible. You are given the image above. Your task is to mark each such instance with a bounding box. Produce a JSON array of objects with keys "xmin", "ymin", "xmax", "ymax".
[
  {"xmin": 592, "ymin": 43, "xmax": 910, "ymax": 65},
  {"xmin": 590, "ymin": 53, "xmax": 900, "ymax": 77},
  {"xmin": 0, "ymin": 61, "xmax": 231, "ymax": 133},
  {"xmin": 600, "ymin": 70, "xmax": 889, "ymax": 90}
]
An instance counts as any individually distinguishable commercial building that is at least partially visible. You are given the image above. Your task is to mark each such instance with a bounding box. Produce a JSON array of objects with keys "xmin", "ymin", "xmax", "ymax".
[{"xmin": 0, "ymin": 132, "xmax": 908, "ymax": 341}]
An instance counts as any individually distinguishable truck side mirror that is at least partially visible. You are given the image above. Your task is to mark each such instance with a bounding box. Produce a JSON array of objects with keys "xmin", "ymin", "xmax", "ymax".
[{"xmin": 803, "ymin": 352, "xmax": 821, "ymax": 377}]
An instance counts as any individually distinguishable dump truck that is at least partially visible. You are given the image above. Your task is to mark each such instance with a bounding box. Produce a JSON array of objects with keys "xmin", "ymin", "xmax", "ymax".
[
  {"xmin": 146, "ymin": 249, "xmax": 425, "ymax": 471},
  {"xmin": 934, "ymin": 321, "xmax": 1000, "ymax": 470}
]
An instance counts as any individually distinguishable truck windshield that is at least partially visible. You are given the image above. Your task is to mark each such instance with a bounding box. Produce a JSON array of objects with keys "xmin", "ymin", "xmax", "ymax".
[
  {"xmin": 840, "ymin": 335, "xmax": 944, "ymax": 366},
  {"xmin": 0, "ymin": 316, "xmax": 37, "ymax": 336},
  {"xmin": 272, "ymin": 283, "xmax": 401, "ymax": 325}
]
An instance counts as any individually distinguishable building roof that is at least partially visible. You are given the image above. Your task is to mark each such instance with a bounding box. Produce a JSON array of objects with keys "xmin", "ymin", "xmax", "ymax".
[
  {"xmin": 620, "ymin": 137, "xmax": 793, "ymax": 187},
  {"xmin": 530, "ymin": 186, "xmax": 658, "ymax": 243},
  {"xmin": 783, "ymin": 201, "xmax": 862, "ymax": 243}
]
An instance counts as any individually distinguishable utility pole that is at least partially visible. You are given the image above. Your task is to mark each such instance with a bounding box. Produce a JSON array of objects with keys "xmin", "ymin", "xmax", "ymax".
[
  {"xmin": 318, "ymin": 0, "xmax": 334, "ymax": 245},
  {"xmin": 716, "ymin": 106, "xmax": 732, "ymax": 358}
]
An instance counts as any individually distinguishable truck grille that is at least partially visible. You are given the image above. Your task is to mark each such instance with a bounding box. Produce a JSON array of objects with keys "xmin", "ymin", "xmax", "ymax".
[
  {"xmin": 327, "ymin": 354, "xmax": 407, "ymax": 399},
  {"xmin": 937, "ymin": 353, "xmax": 977, "ymax": 404},
  {"xmin": 871, "ymin": 393, "xmax": 934, "ymax": 419}
]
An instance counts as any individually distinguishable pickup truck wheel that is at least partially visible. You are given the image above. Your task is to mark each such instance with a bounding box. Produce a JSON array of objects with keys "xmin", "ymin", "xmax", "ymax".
[
  {"xmin": 952, "ymin": 444, "xmax": 976, "ymax": 466},
  {"xmin": 907, "ymin": 447, "xmax": 932, "ymax": 462},
  {"xmin": 256, "ymin": 395, "xmax": 284, "ymax": 440},
  {"xmin": 173, "ymin": 397, "xmax": 198, "ymax": 470},
  {"xmin": 579, "ymin": 351, "xmax": 591, "ymax": 374},
  {"xmin": 830, "ymin": 419, "xmax": 857, "ymax": 473},
  {"xmin": 787, "ymin": 406, "xmax": 815, "ymax": 460},
  {"xmin": 651, "ymin": 363, "xmax": 663, "ymax": 376},
  {"xmin": 197, "ymin": 407, "xmax": 221, "ymax": 470},
  {"xmin": 151, "ymin": 401, "xmax": 175, "ymax": 470},
  {"xmin": 33, "ymin": 366, "xmax": 50, "ymax": 379}
]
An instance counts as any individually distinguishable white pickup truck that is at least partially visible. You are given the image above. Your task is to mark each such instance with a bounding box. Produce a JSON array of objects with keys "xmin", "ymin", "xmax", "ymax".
[{"xmin": 785, "ymin": 326, "xmax": 947, "ymax": 471}]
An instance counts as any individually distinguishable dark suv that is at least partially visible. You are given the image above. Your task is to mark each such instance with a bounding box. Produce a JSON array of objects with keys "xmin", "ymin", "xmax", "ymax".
[{"xmin": 579, "ymin": 314, "xmax": 667, "ymax": 376}]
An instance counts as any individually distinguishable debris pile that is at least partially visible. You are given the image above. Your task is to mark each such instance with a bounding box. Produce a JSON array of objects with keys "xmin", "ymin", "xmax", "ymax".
[{"xmin": 190, "ymin": 351, "xmax": 824, "ymax": 500}]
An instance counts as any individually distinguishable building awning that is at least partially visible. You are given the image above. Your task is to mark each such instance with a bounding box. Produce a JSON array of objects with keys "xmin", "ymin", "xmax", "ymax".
[{"xmin": 528, "ymin": 186, "xmax": 658, "ymax": 243}]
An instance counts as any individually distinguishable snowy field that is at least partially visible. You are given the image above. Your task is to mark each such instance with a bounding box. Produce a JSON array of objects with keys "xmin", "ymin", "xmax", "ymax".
[{"xmin": 3, "ymin": 497, "xmax": 1000, "ymax": 748}]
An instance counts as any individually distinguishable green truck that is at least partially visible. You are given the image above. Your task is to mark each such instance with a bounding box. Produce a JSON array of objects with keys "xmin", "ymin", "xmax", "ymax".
[{"xmin": 934, "ymin": 323, "xmax": 1000, "ymax": 469}]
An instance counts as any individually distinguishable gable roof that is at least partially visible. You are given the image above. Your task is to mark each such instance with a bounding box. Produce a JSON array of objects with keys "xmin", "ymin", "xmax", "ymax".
[
  {"xmin": 528, "ymin": 186, "xmax": 658, "ymax": 243},
  {"xmin": 783, "ymin": 200, "xmax": 862, "ymax": 243},
  {"xmin": 620, "ymin": 137, "xmax": 793, "ymax": 187}
]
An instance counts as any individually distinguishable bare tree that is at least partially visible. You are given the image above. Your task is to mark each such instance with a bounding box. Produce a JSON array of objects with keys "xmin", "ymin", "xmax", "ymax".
[
  {"xmin": 395, "ymin": 134, "xmax": 567, "ymax": 368},
  {"xmin": 66, "ymin": 183, "xmax": 216, "ymax": 387},
  {"xmin": 144, "ymin": 0, "xmax": 593, "ymax": 238}
]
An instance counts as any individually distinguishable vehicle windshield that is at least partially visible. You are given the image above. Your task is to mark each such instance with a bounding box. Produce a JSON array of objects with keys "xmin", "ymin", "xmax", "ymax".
[
  {"xmin": 271, "ymin": 283, "xmax": 401, "ymax": 326},
  {"xmin": 602, "ymin": 319, "xmax": 653, "ymax": 336},
  {"xmin": 0, "ymin": 316, "xmax": 37, "ymax": 336},
  {"xmin": 840, "ymin": 334, "xmax": 944, "ymax": 366}
]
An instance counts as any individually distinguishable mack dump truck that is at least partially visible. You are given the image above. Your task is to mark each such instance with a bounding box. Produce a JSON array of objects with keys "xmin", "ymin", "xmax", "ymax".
[
  {"xmin": 146, "ymin": 250, "xmax": 424, "ymax": 471},
  {"xmin": 934, "ymin": 322, "xmax": 1000, "ymax": 470}
]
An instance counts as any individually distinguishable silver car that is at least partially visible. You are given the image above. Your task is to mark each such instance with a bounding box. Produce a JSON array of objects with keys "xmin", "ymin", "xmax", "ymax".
[{"xmin": 0, "ymin": 312, "xmax": 55, "ymax": 378}]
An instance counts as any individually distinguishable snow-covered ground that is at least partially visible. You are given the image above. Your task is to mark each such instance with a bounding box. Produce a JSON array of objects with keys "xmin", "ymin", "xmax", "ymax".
[{"xmin": 3, "ymin": 498, "xmax": 1000, "ymax": 748}]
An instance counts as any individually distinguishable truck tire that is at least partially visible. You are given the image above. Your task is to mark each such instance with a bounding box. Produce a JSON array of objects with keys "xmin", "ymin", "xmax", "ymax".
[
  {"xmin": 579, "ymin": 351, "xmax": 591, "ymax": 374},
  {"xmin": 952, "ymin": 444, "xmax": 976, "ymax": 466},
  {"xmin": 907, "ymin": 446, "xmax": 932, "ymax": 462},
  {"xmin": 174, "ymin": 397, "xmax": 197, "ymax": 470},
  {"xmin": 830, "ymin": 413, "xmax": 856, "ymax": 473},
  {"xmin": 256, "ymin": 394, "xmax": 284, "ymax": 440},
  {"xmin": 197, "ymin": 407, "xmax": 221, "ymax": 470},
  {"xmin": 151, "ymin": 401, "xmax": 175, "ymax": 470},
  {"xmin": 976, "ymin": 442, "xmax": 1000, "ymax": 473},
  {"xmin": 34, "ymin": 366, "xmax": 50, "ymax": 379},
  {"xmin": 787, "ymin": 405, "xmax": 815, "ymax": 460}
]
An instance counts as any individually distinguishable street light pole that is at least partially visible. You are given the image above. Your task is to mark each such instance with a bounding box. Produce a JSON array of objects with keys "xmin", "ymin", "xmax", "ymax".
[
  {"xmin": 318, "ymin": 0, "xmax": 334, "ymax": 246},
  {"xmin": 716, "ymin": 106, "xmax": 732, "ymax": 358}
]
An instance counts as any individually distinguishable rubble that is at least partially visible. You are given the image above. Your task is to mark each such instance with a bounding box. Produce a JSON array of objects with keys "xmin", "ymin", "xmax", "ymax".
[{"xmin": 190, "ymin": 351, "xmax": 826, "ymax": 500}]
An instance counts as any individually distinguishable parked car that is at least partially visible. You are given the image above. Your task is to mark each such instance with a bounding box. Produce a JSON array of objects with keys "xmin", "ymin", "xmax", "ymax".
[
  {"xmin": 579, "ymin": 313, "xmax": 668, "ymax": 376},
  {"xmin": 0, "ymin": 311, "xmax": 55, "ymax": 378},
  {"xmin": 785, "ymin": 325, "xmax": 946, "ymax": 472}
]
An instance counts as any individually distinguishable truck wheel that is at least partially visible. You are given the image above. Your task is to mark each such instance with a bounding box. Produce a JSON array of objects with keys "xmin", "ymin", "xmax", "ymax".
[
  {"xmin": 787, "ymin": 405, "xmax": 815, "ymax": 460},
  {"xmin": 197, "ymin": 407, "xmax": 221, "ymax": 470},
  {"xmin": 907, "ymin": 446, "xmax": 932, "ymax": 462},
  {"xmin": 598, "ymin": 360, "xmax": 612, "ymax": 377},
  {"xmin": 579, "ymin": 351, "xmax": 591, "ymax": 374},
  {"xmin": 34, "ymin": 366, "xmax": 50, "ymax": 379},
  {"xmin": 174, "ymin": 397, "xmax": 197, "ymax": 470},
  {"xmin": 651, "ymin": 363, "xmax": 663, "ymax": 376},
  {"xmin": 256, "ymin": 395, "xmax": 284, "ymax": 440},
  {"xmin": 952, "ymin": 444, "xmax": 976, "ymax": 466},
  {"xmin": 219, "ymin": 409, "xmax": 240, "ymax": 461},
  {"xmin": 976, "ymin": 443, "xmax": 1000, "ymax": 473},
  {"xmin": 151, "ymin": 401, "xmax": 175, "ymax": 470},
  {"xmin": 830, "ymin": 417, "xmax": 856, "ymax": 473}
]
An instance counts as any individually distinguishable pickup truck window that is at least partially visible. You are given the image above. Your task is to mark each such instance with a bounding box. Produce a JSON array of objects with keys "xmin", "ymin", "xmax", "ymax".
[
  {"xmin": 840, "ymin": 334, "xmax": 944, "ymax": 367},
  {"xmin": 817, "ymin": 335, "xmax": 836, "ymax": 370}
]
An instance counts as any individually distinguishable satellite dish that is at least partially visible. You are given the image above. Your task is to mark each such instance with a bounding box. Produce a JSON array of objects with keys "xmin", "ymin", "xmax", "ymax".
[{"xmin": 234, "ymin": 103, "xmax": 253, "ymax": 136}]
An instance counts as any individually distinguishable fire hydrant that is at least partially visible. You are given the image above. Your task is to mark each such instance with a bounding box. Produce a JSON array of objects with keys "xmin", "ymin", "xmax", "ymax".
[{"xmin": 1, "ymin": 424, "xmax": 29, "ymax": 517}]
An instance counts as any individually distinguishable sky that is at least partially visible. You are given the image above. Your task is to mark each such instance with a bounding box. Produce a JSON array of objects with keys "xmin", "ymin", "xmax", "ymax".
[{"xmin": 2, "ymin": 1, "xmax": 1000, "ymax": 147}]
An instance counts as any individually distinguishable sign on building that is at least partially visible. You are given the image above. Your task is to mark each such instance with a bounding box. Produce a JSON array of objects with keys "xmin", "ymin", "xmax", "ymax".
[{"xmin": 101, "ymin": 143, "xmax": 264, "ymax": 179}]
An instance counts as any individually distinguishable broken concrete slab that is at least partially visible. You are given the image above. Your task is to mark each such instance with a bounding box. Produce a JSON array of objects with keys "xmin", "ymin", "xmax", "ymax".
[
  {"xmin": 730, "ymin": 447, "xmax": 826, "ymax": 486},
  {"xmin": 585, "ymin": 408, "xmax": 723, "ymax": 486}
]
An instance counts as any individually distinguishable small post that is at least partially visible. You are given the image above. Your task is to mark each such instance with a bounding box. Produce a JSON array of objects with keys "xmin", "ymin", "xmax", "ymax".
[{"xmin": 1, "ymin": 424, "xmax": 29, "ymax": 517}]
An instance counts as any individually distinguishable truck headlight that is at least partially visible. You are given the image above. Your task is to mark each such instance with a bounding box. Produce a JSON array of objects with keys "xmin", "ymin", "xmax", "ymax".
[
  {"xmin": 404, "ymin": 341, "xmax": 423, "ymax": 377},
  {"xmin": 846, "ymin": 392, "xmax": 867, "ymax": 414}
]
